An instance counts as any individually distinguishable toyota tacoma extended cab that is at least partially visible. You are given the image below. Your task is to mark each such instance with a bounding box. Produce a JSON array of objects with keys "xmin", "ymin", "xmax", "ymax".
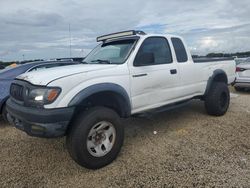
[{"xmin": 6, "ymin": 30, "xmax": 236, "ymax": 169}]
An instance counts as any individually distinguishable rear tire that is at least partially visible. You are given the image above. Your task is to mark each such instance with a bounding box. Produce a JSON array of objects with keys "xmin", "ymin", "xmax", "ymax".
[
  {"xmin": 66, "ymin": 107, "xmax": 124, "ymax": 169},
  {"xmin": 205, "ymin": 82, "xmax": 230, "ymax": 116}
]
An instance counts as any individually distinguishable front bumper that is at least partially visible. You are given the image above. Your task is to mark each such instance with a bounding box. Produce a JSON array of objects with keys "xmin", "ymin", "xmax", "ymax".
[{"xmin": 6, "ymin": 99, "xmax": 75, "ymax": 138}]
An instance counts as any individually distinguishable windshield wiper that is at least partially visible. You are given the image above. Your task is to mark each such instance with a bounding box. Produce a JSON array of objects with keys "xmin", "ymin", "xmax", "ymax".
[
  {"xmin": 91, "ymin": 59, "xmax": 111, "ymax": 64},
  {"xmin": 81, "ymin": 61, "xmax": 89, "ymax": 64}
]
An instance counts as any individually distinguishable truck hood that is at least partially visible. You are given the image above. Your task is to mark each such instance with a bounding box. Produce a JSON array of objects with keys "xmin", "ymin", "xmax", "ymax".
[{"xmin": 16, "ymin": 64, "xmax": 118, "ymax": 85}]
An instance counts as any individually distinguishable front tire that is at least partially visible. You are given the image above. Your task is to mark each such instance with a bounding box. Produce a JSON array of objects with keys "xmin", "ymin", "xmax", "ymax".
[
  {"xmin": 205, "ymin": 82, "xmax": 230, "ymax": 116},
  {"xmin": 2, "ymin": 104, "xmax": 8, "ymax": 122},
  {"xmin": 66, "ymin": 107, "xmax": 124, "ymax": 169}
]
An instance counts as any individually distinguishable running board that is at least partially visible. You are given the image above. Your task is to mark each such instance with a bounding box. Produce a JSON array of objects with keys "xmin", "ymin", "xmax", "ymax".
[{"xmin": 133, "ymin": 99, "xmax": 191, "ymax": 117}]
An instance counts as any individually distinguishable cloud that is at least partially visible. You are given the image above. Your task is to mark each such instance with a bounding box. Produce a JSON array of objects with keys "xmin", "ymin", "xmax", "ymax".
[
  {"xmin": 0, "ymin": 0, "xmax": 250, "ymax": 60},
  {"xmin": 3, "ymin": 10, "xmax": 63, "ymax": 27}
]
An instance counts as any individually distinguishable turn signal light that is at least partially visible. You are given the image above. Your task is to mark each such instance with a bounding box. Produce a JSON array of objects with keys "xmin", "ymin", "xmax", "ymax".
[{"xmin": 47, "ymin": 89, "xmax": 60, "ymax": 102}]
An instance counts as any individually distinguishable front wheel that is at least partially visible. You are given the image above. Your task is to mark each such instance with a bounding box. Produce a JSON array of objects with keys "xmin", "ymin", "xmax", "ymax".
[
  {"xmin": 66, "ymin": 107, "xmax": 124, "ymax": 169},
  {"xmin": 205, "ymin": 82, "xmax": 230, "ymax": 116},
  {"xmin": 2, "ymin": 104, "xmax": 8, "ymax": 122}
]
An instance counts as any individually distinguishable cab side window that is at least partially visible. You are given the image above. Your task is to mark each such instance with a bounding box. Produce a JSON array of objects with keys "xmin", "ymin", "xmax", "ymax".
[
  {"xmin": 171, "ymin": 38, "xmax": 188, "ymax": 63},
  {"xmin": 134, "ymin": 37, "xmax": 172, "ymax": 66}
]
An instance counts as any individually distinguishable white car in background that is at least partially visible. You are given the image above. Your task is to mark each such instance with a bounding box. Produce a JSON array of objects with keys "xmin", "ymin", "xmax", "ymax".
[
  {"xmin": 234, "ymin": 62, "xmax": 250, "ymax": 91},
  {"xmin": 245, "ymin": 57, "xmax": 250, "ymax": 64},
  {"xmin": 235, "ymin": 58, "xmax": 247, "ymax": 65}
]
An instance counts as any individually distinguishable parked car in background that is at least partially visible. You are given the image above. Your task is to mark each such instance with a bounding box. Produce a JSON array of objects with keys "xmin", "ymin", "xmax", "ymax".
[
  {"xmin": 234, "ymin": 57, "xmax": 250, "ymax": 65},
  {"xmin": 0, "ymin": 60, "xmax": 81, "ymax": 121},
  {"xmin": 235, "ymin": 58, "xmax": 247, "ymax": 65},
  {"xmin": 234, "ymin": 62, "xmax": 250, "ymax": 91},
  {"xmin": 245, "ymin": 57, "xmax": 250, "ymax": 63}
]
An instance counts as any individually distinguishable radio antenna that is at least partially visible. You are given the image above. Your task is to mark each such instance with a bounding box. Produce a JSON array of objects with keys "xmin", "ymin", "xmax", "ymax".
[{"xmin": 69, "ymin": 23, "xmax": 72, "ymax": 58}]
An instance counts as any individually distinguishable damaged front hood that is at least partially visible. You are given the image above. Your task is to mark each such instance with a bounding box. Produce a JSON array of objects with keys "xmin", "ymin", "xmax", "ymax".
[{"xmin": 16, "ymin": 64, "xmax": 118, "ymax": 85}]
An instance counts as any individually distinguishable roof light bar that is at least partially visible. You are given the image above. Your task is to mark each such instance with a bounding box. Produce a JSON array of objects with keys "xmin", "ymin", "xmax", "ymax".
[{"xmin": 97, "ymin": 30, "xmax": 146, "ymax": 42}]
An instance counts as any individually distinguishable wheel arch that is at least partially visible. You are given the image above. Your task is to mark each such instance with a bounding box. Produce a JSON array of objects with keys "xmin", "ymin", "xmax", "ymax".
[
  {"xmin": 205, "ymin": 69, "xmax": 228, "ymax": 96},
  {"xmin": 68, "ymin": 83, "xmax": 131, "ymax": 118}
]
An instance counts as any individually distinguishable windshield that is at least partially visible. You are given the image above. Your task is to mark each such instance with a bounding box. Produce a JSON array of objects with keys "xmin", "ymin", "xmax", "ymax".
[
  {"xmin": 83, "ymin": 39, "xmax": 137, "ymax": 64},
  {"xmin": 245, "ymin": 57, "xmax": 250, "ymax": 62}
]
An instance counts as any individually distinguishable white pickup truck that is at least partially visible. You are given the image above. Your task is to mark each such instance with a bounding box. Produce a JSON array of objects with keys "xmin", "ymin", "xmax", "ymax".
[{"xmin": 7, "ymin": 30, "xmax": 236, "ymax": 169}]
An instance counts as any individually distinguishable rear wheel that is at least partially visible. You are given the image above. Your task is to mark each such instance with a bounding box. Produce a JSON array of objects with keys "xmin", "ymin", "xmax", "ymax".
[
  {"xmin": 66, "ymin": 107, "xmax": 124, "ymax": 169},
  {"xmin": 205, "ymin": 82, "xmax": 230, "ymax": 116}
]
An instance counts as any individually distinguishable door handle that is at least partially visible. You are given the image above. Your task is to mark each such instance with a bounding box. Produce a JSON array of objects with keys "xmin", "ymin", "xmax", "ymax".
[
  {"xmin": 170, "ymin": 69, "xmax": 177, "ymax": 74},
  {"xmin": 132, "ymin": 73, "xmax": 148, "ymax": 77}
]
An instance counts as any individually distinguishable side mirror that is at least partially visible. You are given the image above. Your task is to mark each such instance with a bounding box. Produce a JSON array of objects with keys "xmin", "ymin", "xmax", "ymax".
[{"xmin": 135, "ymin": 52, "xmax": 155, "ymax": 66}]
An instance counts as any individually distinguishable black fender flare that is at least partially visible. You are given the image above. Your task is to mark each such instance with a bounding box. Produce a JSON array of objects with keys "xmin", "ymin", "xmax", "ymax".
[
  {"xmin": 204, "ymin": 69, "xmax": 228, "ymax": 96},
  {"xmin": 0, "ymin": 96, "xmax": 9, "ymax": 114},
  {"xmin": 68, "ymin": 83, "xmax": 131, "ymax": 117}
]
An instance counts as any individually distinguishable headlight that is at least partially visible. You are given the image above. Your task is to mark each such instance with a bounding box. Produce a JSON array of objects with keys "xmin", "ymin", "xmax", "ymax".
[{"xmin": 26, "ymin": 87, "xmax": 61, "ymax": 106}]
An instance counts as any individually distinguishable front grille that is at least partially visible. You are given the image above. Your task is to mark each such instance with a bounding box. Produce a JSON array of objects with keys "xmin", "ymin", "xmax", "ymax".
[{"xmin": 10, "ymin": 83, "xmax": 24, "ymax": 101}]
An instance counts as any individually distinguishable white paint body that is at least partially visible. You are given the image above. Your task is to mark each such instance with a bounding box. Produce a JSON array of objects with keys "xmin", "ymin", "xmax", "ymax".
[{"xmin": 17, "ymin": 34, "xmax": 236, "ymax": 114}]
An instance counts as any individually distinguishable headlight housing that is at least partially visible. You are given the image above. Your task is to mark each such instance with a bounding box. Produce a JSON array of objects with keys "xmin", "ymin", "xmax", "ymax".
[{"xmin": 26, "ymin": 87, "xmax": 61, "ymax": 107}]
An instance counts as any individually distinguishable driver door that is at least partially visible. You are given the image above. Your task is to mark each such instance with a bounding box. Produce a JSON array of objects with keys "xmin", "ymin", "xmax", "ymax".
[{"xmin": 129, "ymin": 37, "xmax": 180, "ymax": 113}]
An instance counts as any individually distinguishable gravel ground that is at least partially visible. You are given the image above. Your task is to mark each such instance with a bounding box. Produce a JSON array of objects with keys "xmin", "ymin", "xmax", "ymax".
[{"xmin": 0, "ymin": 89, "xmax": 249, "ymax": 188}]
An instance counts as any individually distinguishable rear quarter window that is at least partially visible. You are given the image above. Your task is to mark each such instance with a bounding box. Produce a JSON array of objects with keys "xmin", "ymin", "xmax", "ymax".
[{"xmin": 171, "ymin": 38, "xmax": 188, "ymax": 63}]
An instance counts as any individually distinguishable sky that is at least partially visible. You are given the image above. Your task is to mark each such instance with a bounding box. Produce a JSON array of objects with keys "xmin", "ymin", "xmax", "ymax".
[{"xmin": 0, "ymin": 0, "xmax": 250, "ymax": 61}]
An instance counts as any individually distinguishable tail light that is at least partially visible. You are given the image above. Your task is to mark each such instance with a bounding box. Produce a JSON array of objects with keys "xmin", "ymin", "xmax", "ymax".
[{"xmin": 236, "ymin": 67, "xmax": 246, "ymax": 72}]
